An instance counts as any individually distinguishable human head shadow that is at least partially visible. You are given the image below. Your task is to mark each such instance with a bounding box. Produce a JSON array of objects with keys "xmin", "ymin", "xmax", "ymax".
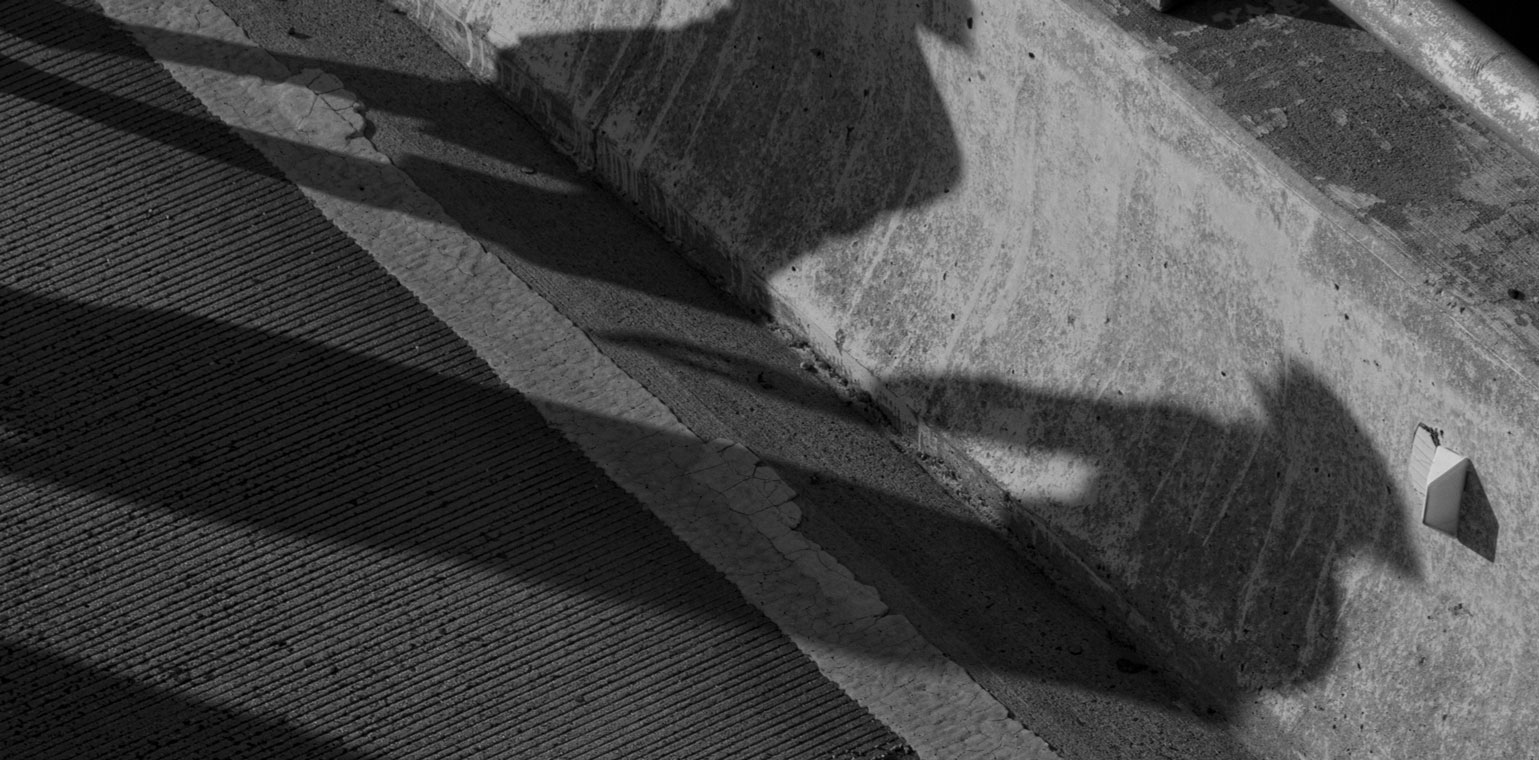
[
  {"xmin": 1, "ymin": 641, "xmax": 379, "ymax": 759},
  {"xmin": 506, "ymin": 0, "xmax": 971, "ymax": 276},
  {"xmin": 3, "ymin": 0, "xmax": 972, "ymax": 318},
  {"xmin": 608, "ymin": 333, "xmax": 1422, "ymax": 706}
]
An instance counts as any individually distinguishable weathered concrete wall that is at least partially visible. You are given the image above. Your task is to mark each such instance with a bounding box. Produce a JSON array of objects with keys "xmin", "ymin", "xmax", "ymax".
[{"xmin": 391, "ymin": 0, "xmax": 1539, "ymax": 756}]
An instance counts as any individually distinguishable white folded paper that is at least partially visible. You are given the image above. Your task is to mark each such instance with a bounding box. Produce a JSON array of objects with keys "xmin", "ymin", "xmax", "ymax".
[{"xmin": 1408, "ymin": 425, "xmax": 1469, "ymax": 536}]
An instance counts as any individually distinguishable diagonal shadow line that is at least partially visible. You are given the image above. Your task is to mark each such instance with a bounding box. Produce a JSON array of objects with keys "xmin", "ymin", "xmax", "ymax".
[
  {"xmin": 0, "ymin": 285, "xmax": 909, "ymax": 757},
  {"xmin": 0, "ymin": 284, "xmax": 734, "ymax": 630},
  {"xmin": 0, "ymin": 51, "xmax": 570, "ymax": 232},
  {"xmin": 0, "ymin": 0, "xmax": 442, "ymax": 119},
  {"xmin": 0, "ymin": 35, "xmax": 745, "ymax": 328},
  {"xmin": 1, "ymin": 640, "xmax": 383, "ymax": 760},
  {"xmin": 1, "ymin": 6, "xmax": 750, "ymax": 319},
  {"xmin": 0, "ymin": 0, "xmax": 542, "ymax": 156}
]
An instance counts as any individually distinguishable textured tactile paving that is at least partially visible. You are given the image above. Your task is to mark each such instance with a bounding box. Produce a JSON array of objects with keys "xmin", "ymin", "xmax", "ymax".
[{"xmin": 0, "ymin": 2, "xmax": 908, "ymax": 757}]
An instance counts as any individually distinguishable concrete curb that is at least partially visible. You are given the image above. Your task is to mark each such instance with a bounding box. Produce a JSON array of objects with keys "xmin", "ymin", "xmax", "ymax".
[{"xmin": 1332, "ymin": 0, "xmax": 1539, "ymax": 166}]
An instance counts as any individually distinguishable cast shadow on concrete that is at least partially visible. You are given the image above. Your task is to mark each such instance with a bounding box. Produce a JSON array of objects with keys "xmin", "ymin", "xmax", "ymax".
[
  {"xmin": 1, "ymin": 0, "xmax": 970, "ymax": 320},
  {"xmin": 1458, "ymin": 463, "xmax": 1499, "ymax": 561},
  {"xmin": 1, "ymin": 642, "xmax": 379, "ymax": 759},
  {"xmin": 504, "ymin": 0, "xmax": 971, "ymax": 275},
  {"xmin": 606, "ymin": 333, "xmax": 1424, "ymax": 705}
]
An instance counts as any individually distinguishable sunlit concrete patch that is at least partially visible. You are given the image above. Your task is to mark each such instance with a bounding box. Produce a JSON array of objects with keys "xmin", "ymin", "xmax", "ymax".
[{"xmin": 93, "ymin": 0, "xmax": 1059, "ymax": 756}]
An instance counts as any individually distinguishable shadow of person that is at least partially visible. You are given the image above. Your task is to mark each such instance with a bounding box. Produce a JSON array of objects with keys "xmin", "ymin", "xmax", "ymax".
[
  {"xmin": 506, "ymin": 0, "xmax": 972, "ymax": 279},
  {"xmin": 604, "ymin": 334, "xmax": 1422, "ymax": 707}
]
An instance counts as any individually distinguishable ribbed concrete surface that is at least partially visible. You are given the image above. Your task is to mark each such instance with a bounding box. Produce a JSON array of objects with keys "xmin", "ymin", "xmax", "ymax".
[{"xmin": 0, "ymin": 2, "xmax": 909, "ymax": 758}]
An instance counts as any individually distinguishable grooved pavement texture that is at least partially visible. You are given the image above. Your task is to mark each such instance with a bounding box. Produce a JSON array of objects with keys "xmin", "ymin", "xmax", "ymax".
[{"xmin": 0, "ymin": 2, "xmax": 909, "ymax": 757}]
